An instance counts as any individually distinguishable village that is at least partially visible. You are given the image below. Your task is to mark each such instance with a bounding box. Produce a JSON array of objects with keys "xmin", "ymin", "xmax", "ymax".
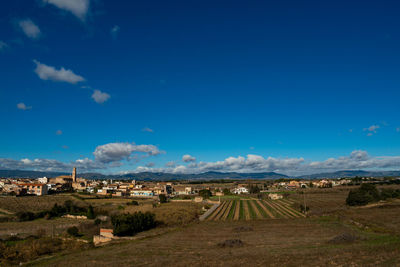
[{"xmin": 0, "ymin": 167, "xmax": 356, "ymax": 198}]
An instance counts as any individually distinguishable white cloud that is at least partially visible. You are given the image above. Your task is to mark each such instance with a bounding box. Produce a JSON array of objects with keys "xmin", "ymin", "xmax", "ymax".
[
  {"xmin": 110, "ymin": 25, "xmax": 120, "ymax": 39},
  {"xmin": 0, "ymin": 41, "xmax": 8, "ymax": 51},
  {"xmin": 364, "ymin": 124, "xmax": 380, "ymax": 136},
  {"xmin": 182, "ymin": 154, "xmax": 196, "ymax": 162},
  {"xmin": 18, "ymin": 19, "xmax": 41, "ymax": 39},
  {"xmin": 42, "ymin": 0, "xmax": 90, "ymax": 20},
  {"xmin": 56, "ymin": 130, "xmax": 63, "ymax": 135},
  {"xmin": 142, "ymin": 127, "xmax": 154, "ymax": 133},
  {"xmin": 145, "ymin": 162, "xmax": 155, "ymax": 167},
  {"xmin": 93, "ymin": 142, "xmax": 164, "ymax": 163},
  {"xmin": 17, "ymin": 103, "xmax": 32, "ymax": 110},
  {"xmin": 91, "ymin": 90, "xmax": 110, "ymax": 104},
  {"xmin": 134, "ymin": 151, "xmax": 400, "ymax": 175},
  {"xmin": 33, "ymin": 60, "xmax": 85, "ymax": 84}
]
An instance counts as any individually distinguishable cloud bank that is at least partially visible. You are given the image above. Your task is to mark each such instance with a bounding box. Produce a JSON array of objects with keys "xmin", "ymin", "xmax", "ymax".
[{"xmin": 2, "ymin": 150, "xmax": 400, "ymax": 176}]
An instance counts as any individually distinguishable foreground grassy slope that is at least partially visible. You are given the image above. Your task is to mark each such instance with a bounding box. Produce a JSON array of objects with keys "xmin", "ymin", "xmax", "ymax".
[{"xmin": 31, "ymin": 205, "xmax": 400, "ymax": 266}]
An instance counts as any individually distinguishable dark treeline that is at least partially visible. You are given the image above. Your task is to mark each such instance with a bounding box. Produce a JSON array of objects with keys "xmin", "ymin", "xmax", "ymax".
[{"xmin": 16, "ymin": 200, "xmax": 95, "ymax": 222}]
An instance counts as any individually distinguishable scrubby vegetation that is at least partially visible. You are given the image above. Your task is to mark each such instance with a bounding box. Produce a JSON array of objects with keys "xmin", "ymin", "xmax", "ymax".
[
  {"xmin": 346, "ymin": 184, "xmax": 400, "ymax": 206},
  {"xmin": 16, "ymin": 201, "xmax": 94, "ymax": 221},
  {"xmin": 199, "ymin": 189, "xmax": 212, "ymax": 199},
  {"xmin": 0, "ymin": 235, "xmax": 89, "ymax": 265},
  {"xmin": 111, "ymin": 212, "xmax": 156, "ymax": 236}
]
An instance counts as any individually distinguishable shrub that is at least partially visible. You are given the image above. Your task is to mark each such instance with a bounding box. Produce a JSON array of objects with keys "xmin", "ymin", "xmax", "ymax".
[
  {"xmin": 159, "ymin": 194, "xmax": 167, "ymax": 203},
  {"xmin": 127, "ymin": 200, "xmax": 139, "ymax": 206},
  {"xmin": 67, "ymin": 226, "xmax": 80, "ymax": 237},
  {"xmin": 359, "ymin": 184, "xmax": 380, "ymax": 200},
  {"xmin": 249, "ymin": 185, "xmax": 260, "ymax": 194},
  {"xmin": 111, "ymin": 212, "xmax": 156, "ymax": 236},
  {"xmin": 222, "ymin": 188, "xmax": 231, "ymax": 195},
  {"xmin": 346, "ymin": 184, "xmax": 381, "ymax": 206},
  {"xmin": 87, "ymin": 205, "xmax": 95, "ymax": 219},
  {"xmin": 300, "ymin": 204, "xmax": 310, "ymax": 213},
  {"xmin": 16, "ymin": 211, "xmax": 36, "ymax": 222},
  {"xmin": 380, "ymin": 188, "xmax": 400, "ymax": 200},
  {"xmin": 199, "ymin": 189, "xmax": 212, "ymax": 199},
  {"xmin": 346, "ymin": 189, "xmax": 374, "ymax": 206}
]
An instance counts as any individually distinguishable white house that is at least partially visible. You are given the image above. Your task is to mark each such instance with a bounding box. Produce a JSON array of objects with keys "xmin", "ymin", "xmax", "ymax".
[
  {"xmin": 38, "ymin": 177, "xmax": 48, "ymax": 184},
  {"xmin": 232, "ymin": 187, "xmax": 249, "ymax": 194},
  {"xmin": 268, "ymin": 193, "xmax": 283, "ymax": 200}
]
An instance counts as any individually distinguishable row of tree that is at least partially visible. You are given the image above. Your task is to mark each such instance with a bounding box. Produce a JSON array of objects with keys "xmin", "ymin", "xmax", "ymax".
[{"xmin": 16, "ymin": 200, "xmax": 95, "ymax": 222}]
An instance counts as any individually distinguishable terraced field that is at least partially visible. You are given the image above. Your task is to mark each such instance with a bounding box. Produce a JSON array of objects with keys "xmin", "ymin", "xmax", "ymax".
[{"xmin": 205, "ymin": 199, "xmax": 305, "ymax": 221}]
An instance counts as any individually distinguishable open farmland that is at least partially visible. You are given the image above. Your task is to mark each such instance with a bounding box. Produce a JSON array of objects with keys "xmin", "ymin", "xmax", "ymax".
[{"xmin": 206, "ymin": 199, "xmax": 305, "ymax": 221}]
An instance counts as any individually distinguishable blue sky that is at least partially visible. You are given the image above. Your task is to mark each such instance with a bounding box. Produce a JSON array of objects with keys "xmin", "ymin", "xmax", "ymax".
[{"xmin": 1, "ymin": 0, "xmax": 400, "ymax": 175}]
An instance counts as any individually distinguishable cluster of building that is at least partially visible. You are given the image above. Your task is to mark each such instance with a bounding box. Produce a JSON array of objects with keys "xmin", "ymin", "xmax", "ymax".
[
  {"xmin": 0, "ymin": 167, "xmax": 88, "ymax": 196},
  {"xmin": 270, "ymin": 179, "xmax": 352, "ymax": 190},
  {"xmin": 94, "ymin": 180, "xmax": 195, "ymax": 197},
  {"xmin": 0, "ymin": 167, "xmax": 359, "ymax": 198},
  {"xmin": 0, "ymin": 167, "xmax": 199, "ymax": 197}
]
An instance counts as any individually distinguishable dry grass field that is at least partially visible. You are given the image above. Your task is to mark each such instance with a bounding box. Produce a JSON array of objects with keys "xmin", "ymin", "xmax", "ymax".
[
  {"xmin": 0, "ymin": 195, "xmax": 87, "ymax": 214},
  {"xmin": 30, "ymin": 216, "xmax": 400, "ymax": 266},
  {"xmin": 0, "ymin": 217, "xmax": 87, "ymax": 237}
]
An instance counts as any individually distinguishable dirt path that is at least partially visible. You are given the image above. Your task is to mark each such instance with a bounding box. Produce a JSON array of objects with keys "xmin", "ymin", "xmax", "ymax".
[
  {"xmin": 263, "ymin": 200, "xmax": 289, "ymax": 218},
  {"xmin": 234, "ymin": 200, "xmax": 240, "ymax": 220},
  {"xmin": 214, "ymin": 201, "xmax": 230, "ymax": 221},
  {"xmin": 256, "ymin": 200, "xmax": 275, "ymax": 218},
  {"xmin": 279, "ymin": 199, "xmax": 294, "ymax": 205},
  {"xmin": 221, "ymin": 201, "xmax": 233, "ymax": 221},
  {"xmin": 276, "ymin": 200, "xmax": 306, "ymax": 217},
  {"xmin": 207, "ymin": 201, "xmax": 226, "ymax": 221},
  {"xmin": 249, "ymin": 200, "xmax": 263, "ymax": 219},
  {"xmin": 267, "ymin": 201, "xmax": 296, "ymax": 218}
]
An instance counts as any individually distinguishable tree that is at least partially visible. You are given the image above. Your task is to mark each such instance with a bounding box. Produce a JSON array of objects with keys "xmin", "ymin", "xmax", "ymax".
[
  {"xmin": 249, "ymin": 185, "xmax": 260, "ymax": 194},
  {"xmin": 159, "ymin": 194, "xmax": 167, "ymax": 203},
  {"xmin": 346, "ymin": 189, "xmax": 374, "ymax": 206},
  {"xmin": 199, "ymin": 189, "xmax": 212, "ymax": 199},
  {"xmin": 223, "ymin": 188, "xmax": 231, "ymax": 195},
  {"xmin": 359, "ymin": 183, "xmax": 380, "ymax": 201},
  {"xmin": 346, "ymin": 183, "xmax": 381, "ymax": 206},
  {"xmin": 111, "ymin": 212, "xmax": 156, "ymax": 236},
  {"xmin": 67, "ymin": 226, "xmax": 80, "ymax": 237},
  {"xmin": 87, "ymin": 205, "xmax": 95, "ymax": 219}
]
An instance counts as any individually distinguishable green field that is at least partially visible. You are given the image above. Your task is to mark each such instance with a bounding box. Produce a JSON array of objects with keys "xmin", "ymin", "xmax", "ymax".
[{"xmin": 206, "ymin": 198, "xmax": 305, "ymax": 221}]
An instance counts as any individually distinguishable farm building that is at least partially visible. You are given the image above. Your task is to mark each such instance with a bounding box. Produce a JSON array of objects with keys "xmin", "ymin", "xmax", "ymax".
[{"xmin": 232, "ymin": 187, "xmax": 249, "ymax": 194}]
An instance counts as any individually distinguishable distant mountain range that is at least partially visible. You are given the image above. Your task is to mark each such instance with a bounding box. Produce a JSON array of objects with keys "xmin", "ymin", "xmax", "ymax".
[
  {"xmin": 0, "ymin": 170, "xmax": 288, "ymax": 180},
  {"xmin": 297, "ymin": 170, "xmax": 400, "ymax": 179},
  {"xmin": 1, "ymin": 169, "xmax": 400, "ymax": 180}
]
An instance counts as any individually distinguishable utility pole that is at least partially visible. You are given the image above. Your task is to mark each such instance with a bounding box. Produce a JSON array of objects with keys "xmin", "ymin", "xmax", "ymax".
[{"xmin": 303, "ymin": 188, "xmax": 307, "ymax": 216}]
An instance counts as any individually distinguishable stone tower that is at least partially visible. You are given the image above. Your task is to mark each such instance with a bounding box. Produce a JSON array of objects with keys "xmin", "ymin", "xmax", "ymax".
[{"xmin": 72, "ymin": 167, "xmax": 77, "ymax": 182}]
